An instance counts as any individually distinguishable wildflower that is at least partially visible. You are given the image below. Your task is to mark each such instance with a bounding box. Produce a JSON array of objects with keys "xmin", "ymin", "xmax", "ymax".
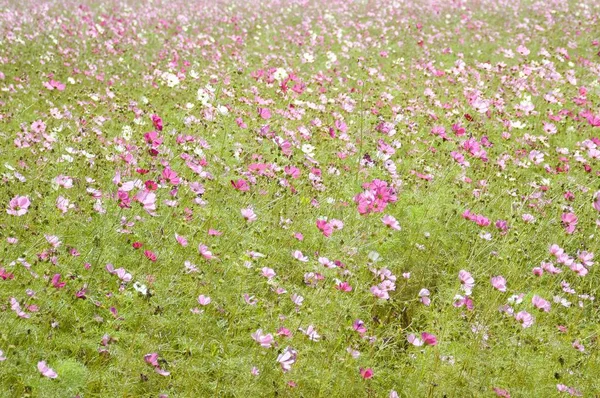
[
  {"xmin": 459, "ymin": 270, "xmax": 475, "ymax": 295},
  {"xmin": 515, "ymin": 311, "xmax": 534, "ymax": 328},
  {"xmin": 491, "ymin": 276, "xmax": 507, "ymax": 292},
  {"xmin": 197, "ymin": 295, "xmax": 211, "ymax": 306},
  {"xmin": 241, "ymin": 207, "xmax": 257, "ymax": 222},
  {"xmin": 276, "ymin": 347, "xmax": 297, "ymax": 372},
  {"xmin": 532, "ymin": 295, "xmax": 551, "ymax": 312},
  {"xmin": 382, "ymin": 215, "xmax": 401, "ymax": 230},
  {"xmin": 360, "ymin": 368, "xmax": 374, "ymax": 379},
  {"xmin": 37, "ymin": 361, "xmax": 57, "ymax": 378},
  {"xmin": 7, "ymin": 196, "xmax": 30, "ymax": 216},
  {"xmin": 144, "ymin": 353, "xmax": 170, "ymax": 376},
  {"xmin": 421, "ymin": 332, "xmax": 438, "ymax": 346},
  {"xmin": 251, "ymin": 329, "xmax": 274, "ymax": 348}
]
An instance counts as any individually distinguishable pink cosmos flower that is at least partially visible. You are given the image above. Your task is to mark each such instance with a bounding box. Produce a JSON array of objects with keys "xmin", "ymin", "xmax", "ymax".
[
  {"xmin": 453, "ymin": 295, "xmax": 474, "ymax": 310},
  {"xmin": 370, "ymin": 285, "xmax": 390, "ymax": 300},
  {"xmin": 556, "ymin": 384, "xmax": 582, "ymax": 396},
  {"xmin": 231, "ymin": 179, "xmax": 249, "ymax": 192},
  {"xmin": 335, "ymin": 281, "xmax": 352, "ymax": 292},
  {"xmin": 55, "ymin": 175, "xmax": 73, "ymax": 189},
  {"xmin": 407, "ymin": 334, "xmax": 423, "ymax": 346},
  {"xmin": 45, "ymin": 234, "xmax": 61, "ymax": 248},
  {"xmin": 458, "ymin": 270, "xmax": 475, "ymax": 295},
  {"xmin": 516, "ymin": 45, "xmax": 530, "ymax": 56},
  {"xmin": 299, "ymin": 325, "xmax": 320, "ymax": 341},
  {"xmin": 175, "ymin": 234, "xmax": 188, "ymax": 247},
  {"xmin": 43, "ymin": 79, "xmax": 66, "ymax": 91},
  {"xmin": 569, "ymin": 262, "xmax": 588, "ymax": 276},
  {"xmin": 353, "ymin": 319, "xmax": 367, "ymax": 334},
  {"xmin": 593, "ymin": 191, "xmax": 600, "ymax": 212},
  {"xmin": 7, "ymin": 195, "xmax": 30, "ymax": 216},
  {"xmin": 241, "ymin": 207, "xmax": 257, "ymax": 222},
  {"xmin": 243, "ymin": 294, "xmax": 258, "ymax": 306},
  {"xmin": 112, "ymin": 171, "xmax": 139, "ymax": 196},
  {"xmin": 292, "ymin": 250, "xmax": 308, "ymax": 262},
  {"xmin": 106, "ymin": 264, "xmax": 132, "ymax": 282},
  {"xmin": 550, "ymin": 244, "xmax": 564, "ymax": 257},
  {"xmin": 184, "ymin": 261, "xmax": 198, "ymax": 273},
  {"xmin": 51, "ymin": 274, "xmax": 66, "ymax": 289},
  {"xmin": 491, "ymin": 276, "xmax": 507, "ymax": 292},
  {"xmin": 382, "ymin": 215, "xmax": 401, "ymax": 230},
  {"xmin": 532, "ymin": 295, "xmax": 551, "ymax": 312},
  {"xmin": 418, "ymin": 288, "xmax": 431, "ymax": 306},
  {"xmin": 0, "ymin": 269, "xmax": 14, "ymax": 280},
  {"xmin": 10, "ymin": 297, "xmax": 30, "ymax": 319},
  {"xmin": 258, "ymin": 107, "xmax": 271, "ymax": 119},
  {"xmin": 198, "ymin": 244, "xmax": 215, "ymax": 260},
  {"xmin": 56, "ymin": 196, "xmax": 72, "ymax": 213},
  {"xmin": 144, "ymin": 250, "xmax": 157, "ymax": 262},
  {"xmin": 316, "ymin": 219, "xmax": 333, "ymax": 237},
  {"xmin": 354, "ymin": 179, "xmax": 397, "ymax": 215},
  {"xmin": 557, "ymin": 325, "xmax": 568, "ymax": 333},
  {"xmin": 284, "ymin": 166, "xmax": 301, "ymax": 179},
  {"xmin": 276, "ymin": 347, "xmax": 297, "ymax": 372},
  {"xmin": 421, "ymin": 332, "xmax": 438, "ymax": 346},
  {"xmin": 197, "ymin": 295, "xmax": 211, "ymax": 306},
  {"xmin": 115, "ymin": 268, "xmax": 132, "ymax": 282},
  {"xmin": 37, "ymin": 361, "xmax": 57, "ymax": 378},
  {"xmin": 135, "ymin": 189, "xmax": 157, "ymax": 214},
  {"xmin": 452, "ymin": 123, "xmax": 466, "ymax": 136},
  {"xmin": 493, "ymin": 387, "xmax": 511, "ymax": 397},
  {"xmin": 515, "ymin": 311, "xmax": 534, "ymax": 328},
  {"xmin": 277, "ymin": 327, "xmax": 291, "ymax": 338},
  {"xmin": 578, "ymin": 251, "xmax": 594, "ymax": 267},
  {"xmin": 522, "ymin": 214, "xmax": 535, "ymax": 223},
  {"xmin": 162, "ymin": 167, "xmax": 180, "ymax": 185},
  {"xmin": 360, "ymin": 368, "xmax": 374, "ymax": 379},
  {"xmin": 291, "ymin": 293, "xmax": 304, "ymax": 306},
  {"xmin": 251, "ymin": 329, "xmax": 275, "ymax": 348},
  {"xmin": 144, "ymin": 353, "xmax": 170, "ymax": 376},
  {"xmin": 330, "ymin": 219, "xmax": 344, "ymax": 230},
  {"xmin": 151, "ymin": 114, "xmax": 163, "ymax": 131},
  {"xmin": 261, "ymin": 267, "xmax": 276, "ymax": 280},
  {"xmin": 561, "ymin": 213, "xmax": 578, "ymax": 234},
  {"xmin": 31, "ymin": 120, "xmax": 46, "ymax": 134}
]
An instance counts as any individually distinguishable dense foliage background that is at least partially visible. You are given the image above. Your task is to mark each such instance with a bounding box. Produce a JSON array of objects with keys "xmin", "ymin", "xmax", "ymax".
[{"xmin": 0, "ymin": 0, "xmax": 599, "ymax": 396}]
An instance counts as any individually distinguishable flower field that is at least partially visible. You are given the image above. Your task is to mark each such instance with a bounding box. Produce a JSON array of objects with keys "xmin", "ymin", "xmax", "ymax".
[{"xmin": 1, "ymin": 0, "xmax": 600, "ymax": 396}]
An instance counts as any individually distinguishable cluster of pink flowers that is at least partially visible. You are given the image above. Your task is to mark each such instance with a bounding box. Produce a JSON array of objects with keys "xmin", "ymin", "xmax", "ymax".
[
  {"xmin": 462, "ymin": 209, "xmax": 490, "ymax": 227},
  {"xmin": 354, "ymin": 179, "xmax": 397, "ymax": 215},
  {"xmin": 370, "ymin": 268, "xmax": 397, "ymax": 300},
  {"xmin": 316, "ymin": 217, "xmax": 344, "ymax": 237},
  {"xmin": 454, "ymin": 270, "xmax": 475, "ymax": 310},
  {"xmin": 546, "ymin": 244, "xmax": 593, "ymax": 277}
]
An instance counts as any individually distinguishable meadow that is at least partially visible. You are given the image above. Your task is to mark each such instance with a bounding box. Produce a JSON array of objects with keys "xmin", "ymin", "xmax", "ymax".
[{"xmin": 1, "ymin": 0, "xmax": 599, "ymax": 396}]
